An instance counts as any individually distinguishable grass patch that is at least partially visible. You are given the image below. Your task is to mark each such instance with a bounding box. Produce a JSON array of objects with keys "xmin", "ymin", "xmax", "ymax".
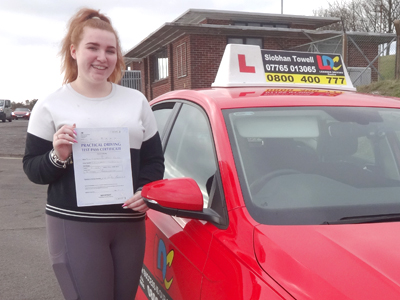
[
  {"xmin": 357, "ymin": 79, "xmax": 400, "ymax": 98},
  {"xmin": 378, "ymin": 55, "xmax": 395, "ymax": 80}
]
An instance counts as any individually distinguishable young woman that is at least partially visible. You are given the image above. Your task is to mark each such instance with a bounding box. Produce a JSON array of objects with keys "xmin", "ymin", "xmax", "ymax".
[{"xmin": 23, "ymin": 8, "xmax": 164, "ymax": 300}]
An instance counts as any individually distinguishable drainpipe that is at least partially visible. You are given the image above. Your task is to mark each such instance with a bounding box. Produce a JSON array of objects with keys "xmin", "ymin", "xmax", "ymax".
[
  {"xmin": 394, "ymin": 20, "xmax": 400, "ymax": 80},
  {"xmin": 341, "ymin": 17, "xmax": 348, "ymax": 67}
]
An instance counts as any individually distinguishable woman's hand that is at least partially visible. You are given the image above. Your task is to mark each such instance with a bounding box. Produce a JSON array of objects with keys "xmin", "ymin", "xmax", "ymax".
[
  {"xmin": 53, "ymin": 124, "xmax": 77, "ymax": 160},
  {"xmin": 123, "ymin": 190, "xmax": 149, "ymax": 212}
]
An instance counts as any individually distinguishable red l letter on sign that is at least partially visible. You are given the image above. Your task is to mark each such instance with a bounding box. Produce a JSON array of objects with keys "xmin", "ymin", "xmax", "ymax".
[{"xmin": 238, "ymin": 54, "xmax": 256, "ymax": 73}]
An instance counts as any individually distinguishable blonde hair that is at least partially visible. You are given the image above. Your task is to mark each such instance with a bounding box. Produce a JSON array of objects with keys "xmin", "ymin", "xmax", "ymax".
[{"xmin": 59, "ymin": 8, "xmax": 125, "ymax": 84}]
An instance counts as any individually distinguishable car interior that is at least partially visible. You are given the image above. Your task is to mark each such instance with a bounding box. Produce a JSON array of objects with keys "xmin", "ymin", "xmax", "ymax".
[{"xmin": 227, "ymin": 107, "xmax": 400, "ymax": 224}]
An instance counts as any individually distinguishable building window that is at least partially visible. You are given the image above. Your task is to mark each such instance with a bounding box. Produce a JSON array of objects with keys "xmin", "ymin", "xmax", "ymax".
[
  {"xmin": 234, "ymin": 22, "xmax": 247, "ymax": 26},
  {"xmin": 248, "ymin": 22, "xmax": 261, "ymax": 27},
  {"xmin": 274, "ymin": 24, "xmax": 289, "ymax": 28},
  {"xmin": 228, "ymin": 37, "xmax": 263, "ymax": 48},
  {"xmin": 176, "ymin": 43, "xmax": 187, "ymax": 78},
  {"xmin": 233, "ymin": 21, "xmax": 289, "ymax": 28},
  {"xmin": 153, "ymin": 48, "xmax": 168, "ymax": 81}
]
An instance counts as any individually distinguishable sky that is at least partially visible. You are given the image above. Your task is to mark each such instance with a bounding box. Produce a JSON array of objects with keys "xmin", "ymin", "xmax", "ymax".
[{"xmin": 0, "ymin": 0, "xmax": 331, "ymax": 103}]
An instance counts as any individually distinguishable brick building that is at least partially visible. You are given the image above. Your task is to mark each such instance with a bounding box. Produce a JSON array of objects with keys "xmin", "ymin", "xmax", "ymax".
[{"xmin": 123, "ymin": 9, "xmax": 396, "ymax": 99}]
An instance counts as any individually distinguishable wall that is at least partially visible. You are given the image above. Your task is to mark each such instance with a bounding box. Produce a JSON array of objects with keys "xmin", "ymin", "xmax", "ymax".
[
  {"xmin": 190, "ymin": 35, "xmax": 227, "ymax": 89},
  {"xmin": 347, "ymin": 41, "xmax": 379, "ymax": 81},
  {"xmin": 264, "ymin": 36, "xmax": 311, "ymax": 50}
]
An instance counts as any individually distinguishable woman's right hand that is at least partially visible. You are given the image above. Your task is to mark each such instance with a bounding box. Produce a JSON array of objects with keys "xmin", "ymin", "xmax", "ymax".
[{"xmin": 52, "ymin": 124, "xmax": 77, "ymax": 160}]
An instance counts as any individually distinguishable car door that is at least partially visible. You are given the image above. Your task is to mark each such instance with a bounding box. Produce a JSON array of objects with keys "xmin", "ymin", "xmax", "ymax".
[
  {"xmin": 5, "ymin": 100, "xmax": 12, "ymax": 119},
  {"xmin": 138, "ymin": 101, "xmax": 227, "ymax": 300}
]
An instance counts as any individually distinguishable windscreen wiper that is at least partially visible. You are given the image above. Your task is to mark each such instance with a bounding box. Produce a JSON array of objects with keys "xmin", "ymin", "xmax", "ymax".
[{"xmin": 322, "ymin": 214, "xmax": 400, "ymax": 225}]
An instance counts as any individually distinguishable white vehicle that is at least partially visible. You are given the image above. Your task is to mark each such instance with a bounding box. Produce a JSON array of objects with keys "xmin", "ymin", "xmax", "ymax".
[{"xmin": 0, "ymin": 99, "xmax": 12, "ymax": 122}]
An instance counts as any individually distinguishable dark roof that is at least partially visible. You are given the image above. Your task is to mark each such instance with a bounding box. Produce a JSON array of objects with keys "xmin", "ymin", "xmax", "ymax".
[
  {"xmin": 123, "ymin": 9, "xmax": 396, "ymax": 59},
  {"xmin": 173, "ymin": 8, "xmax": 340, "ymax": 28}
]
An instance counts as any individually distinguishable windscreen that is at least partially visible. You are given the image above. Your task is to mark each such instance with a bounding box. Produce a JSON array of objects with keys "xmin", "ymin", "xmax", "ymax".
[{"xmin": 224, "ymin": 107, "xmax": 400, "ymax": 225}]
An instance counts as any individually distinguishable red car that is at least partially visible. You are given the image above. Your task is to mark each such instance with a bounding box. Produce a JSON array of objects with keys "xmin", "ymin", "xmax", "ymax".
[
  {"xmin": 136, "ymin": 45, "xmax": 400, "ymax": 299},
  {"xmin": 12, "ymin": 107, "xmax": 31, "ymax": 120}
]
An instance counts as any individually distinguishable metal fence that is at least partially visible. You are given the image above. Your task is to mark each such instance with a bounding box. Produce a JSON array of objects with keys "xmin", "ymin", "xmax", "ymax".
[
  {"xmin": 121, "ymin": 70, "xmax": 142, "ymax": 91},
  {"xmin": 289, "ymin": 31, "xmax": 397, "ymax": 87}
]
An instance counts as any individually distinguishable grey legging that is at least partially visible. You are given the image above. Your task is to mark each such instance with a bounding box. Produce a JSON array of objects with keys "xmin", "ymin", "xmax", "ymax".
[{"xmin": 46, "ymin": 215, "xmax": 146, "ymax": 300}]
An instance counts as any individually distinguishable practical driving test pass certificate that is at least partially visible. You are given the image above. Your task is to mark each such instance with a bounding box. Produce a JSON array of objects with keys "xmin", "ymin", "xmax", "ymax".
[{"xmin": 72, "ymin": 127, "xmax": 133, "ymax": 207}]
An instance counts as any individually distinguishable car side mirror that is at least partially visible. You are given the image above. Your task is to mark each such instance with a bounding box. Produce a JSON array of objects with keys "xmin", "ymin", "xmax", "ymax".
[{"xmin": 142, "ymin": 178, "xmax": 223, "ymax": 225}]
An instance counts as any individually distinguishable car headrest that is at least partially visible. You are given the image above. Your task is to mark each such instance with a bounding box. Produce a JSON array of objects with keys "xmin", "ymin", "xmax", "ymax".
[{"xmin": 319, "ymin": 122, "xmax": 359, "ymax": 157}]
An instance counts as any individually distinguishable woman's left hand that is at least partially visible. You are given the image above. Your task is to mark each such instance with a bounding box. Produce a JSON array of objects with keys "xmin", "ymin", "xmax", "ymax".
[{"xmin": 122, "ymin": 190, "xmax": 149, "ymax": 212}]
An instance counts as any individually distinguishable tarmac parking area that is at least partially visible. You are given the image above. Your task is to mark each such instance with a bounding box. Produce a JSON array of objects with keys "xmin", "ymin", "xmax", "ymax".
[
  {"xmin": 0, "ymin": 120, "xmax": 29, "ymax": 157},
  {"xmin": 0, "ymin": 120, "xmax": 63, "ymax": 299}
]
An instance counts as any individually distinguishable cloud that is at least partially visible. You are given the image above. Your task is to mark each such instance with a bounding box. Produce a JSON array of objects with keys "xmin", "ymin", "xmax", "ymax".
[
  {"xmin": 0, "ymin": 10, "xmax": 65, "ymax": 47},
  {"xmin": 0, "ymin": 42, "xmax": 62, "ymax": 102}
]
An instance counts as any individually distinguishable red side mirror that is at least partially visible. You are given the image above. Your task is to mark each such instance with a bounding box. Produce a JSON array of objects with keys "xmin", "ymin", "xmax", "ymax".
[{"xmin": 142, "ymin": 178, "xmax": 203, "ymax": 211}]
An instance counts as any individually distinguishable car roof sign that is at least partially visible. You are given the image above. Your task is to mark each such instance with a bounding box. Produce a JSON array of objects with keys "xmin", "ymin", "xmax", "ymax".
[{"xmin": 212, "ymin": 44, "xmax": 356, "ymax": 91}]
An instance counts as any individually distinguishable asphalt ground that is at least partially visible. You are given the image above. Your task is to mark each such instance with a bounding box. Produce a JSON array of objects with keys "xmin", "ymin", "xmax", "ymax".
[
  {"xmin": 0, "ymin": 120, "xmax": 63, "ymax": 299},
  {"xmin": 0, "ymin": 119, "xmax": 28, "ymax": 157}
]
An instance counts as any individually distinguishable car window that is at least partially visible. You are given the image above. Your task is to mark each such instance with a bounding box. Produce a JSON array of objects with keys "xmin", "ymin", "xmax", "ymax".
[
  {"xmin": 225, "ymin": 107, "xmax": 400, "ymax": 225},
  {"xmin": 152, "ymin": 104, "xmax": 174, "ymax": 137},
  {"xmin": 163, "ymin": 103, "xmax": 217, "ymax": 207}
]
